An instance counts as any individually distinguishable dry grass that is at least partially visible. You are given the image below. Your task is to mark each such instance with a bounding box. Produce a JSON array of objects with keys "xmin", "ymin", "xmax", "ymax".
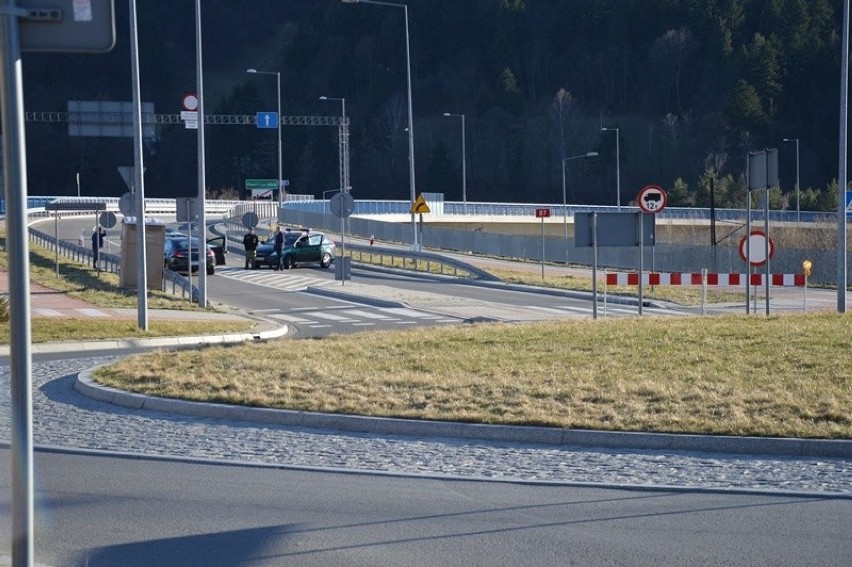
[
  {"xmin": 93, "ymin": 313, "xmax": 852, "ymax": 440},
  {"xmin": 0, "ymin": 318, "xmax": 254, "ymax": 343}
]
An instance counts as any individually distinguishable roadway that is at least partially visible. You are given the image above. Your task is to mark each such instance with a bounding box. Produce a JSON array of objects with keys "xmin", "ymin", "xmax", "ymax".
[{"xmin": 3, "ymin": 447, "xmax": 851, "ymax": 567}]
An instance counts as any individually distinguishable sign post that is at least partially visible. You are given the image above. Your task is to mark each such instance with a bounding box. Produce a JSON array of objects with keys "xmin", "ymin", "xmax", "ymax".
[
  {"xmin": 636, "ymin": 185, "xmax": 667, "ymax": 315},
  {"xmin": 535, "ymin": 208, "xmax": 551, "ymax": 278},
  {"xmin": 410, "ymin": 195, "xmax": 431, "ymax": 249}
]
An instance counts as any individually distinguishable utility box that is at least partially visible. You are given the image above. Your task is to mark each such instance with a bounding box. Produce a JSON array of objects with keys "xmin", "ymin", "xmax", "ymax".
[
  {"xmin": 334, "ymin": 256, "xmax": 351, "ymax": 281},
  {"xmin": 120, "ymin": 220, "xmax": 165, "ymax": 288}
]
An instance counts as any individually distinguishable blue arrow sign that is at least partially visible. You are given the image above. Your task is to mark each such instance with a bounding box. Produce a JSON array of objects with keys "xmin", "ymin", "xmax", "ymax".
[{"xmin": 256, "ymin": 112, "xmax": 279, "ymax": 129}]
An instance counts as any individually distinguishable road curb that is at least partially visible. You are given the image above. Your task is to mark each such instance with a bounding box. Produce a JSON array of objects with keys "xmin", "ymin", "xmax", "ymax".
[
  {"xmin": 73, "ymin": 370, "xmax": 852, "ymax": 459},
  {"xmin": 0, "ymin": 323, "xmax": 290, "ymax": 356}
]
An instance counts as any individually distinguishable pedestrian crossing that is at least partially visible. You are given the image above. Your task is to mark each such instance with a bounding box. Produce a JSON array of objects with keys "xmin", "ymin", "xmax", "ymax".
[
  {"xmin": 217, "ymin": 266, "xmax": 334, "ymax": 292},
  {"xmin": 266, "ymin": 306, "xmax": 459, "ymax": 330},
  {"xmin": 260, "ymin": 301, "xmax": 684, "ymax": 331}
]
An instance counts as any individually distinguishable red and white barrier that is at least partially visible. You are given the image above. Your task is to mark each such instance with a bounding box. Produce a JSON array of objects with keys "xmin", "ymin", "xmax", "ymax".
[{"xmin": 605, "ymin": 272, "xmax": 806, "ymax": 287}]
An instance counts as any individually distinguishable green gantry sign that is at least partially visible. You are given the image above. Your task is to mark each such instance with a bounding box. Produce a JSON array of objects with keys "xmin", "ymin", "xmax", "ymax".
[{"xmin": 245, "ymin": 179, "xmax": 278, "ymax": 190}]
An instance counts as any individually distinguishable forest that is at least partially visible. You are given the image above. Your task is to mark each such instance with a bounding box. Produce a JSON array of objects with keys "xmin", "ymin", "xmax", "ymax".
[{"xmin": 19, "ymin": 0, "xmax": 846, "ymax": 211}]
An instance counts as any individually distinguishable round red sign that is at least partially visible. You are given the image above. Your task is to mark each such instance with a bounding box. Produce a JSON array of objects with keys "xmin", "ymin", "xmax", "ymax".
[
  {"xmin": 739, "ymin": 230, "xmax": 775, "ymax": 266},
  {"xmin": 637, "ymin": 184, "xmax": 667, "ymax": 213}
]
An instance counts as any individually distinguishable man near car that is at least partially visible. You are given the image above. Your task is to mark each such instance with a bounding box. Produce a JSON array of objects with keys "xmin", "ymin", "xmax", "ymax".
[
  {"xmin": 273, "ymin": 226, "xmax": 285, "ymax": 270},
  {"xmin": 91, "ymin": 226, "xmax": 106, "ymax": 269},
  {"xmin": 242, "ymin": 227, "xmax": 259, "ymax": 269}
]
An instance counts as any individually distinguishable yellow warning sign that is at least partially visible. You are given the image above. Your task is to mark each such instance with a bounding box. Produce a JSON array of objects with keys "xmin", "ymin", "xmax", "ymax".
[{"xmin": 410, "ymin": 194, "xmax": 431, "ymax": 214}]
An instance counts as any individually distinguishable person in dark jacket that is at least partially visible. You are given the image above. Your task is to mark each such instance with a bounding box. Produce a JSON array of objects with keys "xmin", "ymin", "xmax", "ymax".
[
  {"xmin": 273, "ymin": 226, "xmax": 284, "ymax": 270},
  {"xmin": 91, "ymin": 227, "xmax": 106, "ymax": 268},
  {"xmin": 242, "ymin": 227, "xmax": 259, "ymax": 269}
]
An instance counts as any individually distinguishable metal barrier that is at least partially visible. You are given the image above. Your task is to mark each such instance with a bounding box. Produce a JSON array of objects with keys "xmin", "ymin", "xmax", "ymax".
[{"xmin": 27, "ymin": 222, "xmax": 197, "ymax": 301}]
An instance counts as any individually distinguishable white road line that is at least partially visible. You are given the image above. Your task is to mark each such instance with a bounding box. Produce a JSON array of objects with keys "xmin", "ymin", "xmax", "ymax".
[
  {"xmin": 341, "ymin": 309, "xmax": 395, "ymax": 320},
  {"xmin": 381, "ymin": 307, "xmax": 447, "ymax": 319},
  {"xmin": 311, "ymin": 312, "xmax": 359, "ymax": 322},
  {"xmin": 270, "ymin": 314, "xmax": 312, "ymax": 323}
]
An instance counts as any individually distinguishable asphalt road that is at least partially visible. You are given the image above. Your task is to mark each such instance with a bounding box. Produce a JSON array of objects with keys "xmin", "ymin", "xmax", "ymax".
[{"xmin": 2, "ymin": 448, "xmax": 850, "ymax": 567}]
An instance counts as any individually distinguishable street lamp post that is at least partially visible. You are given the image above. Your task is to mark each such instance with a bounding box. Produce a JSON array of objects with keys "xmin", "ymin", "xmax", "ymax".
[
  {"xmin": 783, "ymin": 138, "xmax": 800, "ymax": 223},
  {"xmin": 246, "ymin": 68, "xmax": 283, "ymax": 209},
  {"xmin": 320, "ymin": 96, "xmax": 349, "ymax": 193},
  {"xmin": 601, "ymin": 127, "xmax": 621, "ymax": 210},
  {"xmin": 343, "ymin": 0, "xmax": 418, "ymax": 248},
  {"xmin": 561, "ymin": 152, "xmax": 598, "ymax": 239},
  {"xmin": 442, "ymin": 112, "xmax": 466, "ymax": 213}
]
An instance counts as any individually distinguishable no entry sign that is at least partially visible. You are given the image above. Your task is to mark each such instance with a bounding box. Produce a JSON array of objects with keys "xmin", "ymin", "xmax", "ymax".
[{"xmin": 739, "ymin": 230, "xmax": 775, "ymax": 266}]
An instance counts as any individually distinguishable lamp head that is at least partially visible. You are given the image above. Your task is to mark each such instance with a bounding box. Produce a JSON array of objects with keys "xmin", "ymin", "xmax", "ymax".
[
  {"xmin": 443, "ymin": 112, "xmax": 451, "ymax": 117},
  {"xmin": 587, "ymin": 152, "xmax": 599, "ymax": 157},
  {"xmin": 246, "ymin": 68, "xmax": 257, "ymax": 73},
  {"xmin": 341, "ymin": 0, "xmax": 360, "ymax": 3},
  {"xmin": 319, "ymin": 96, "xmax": 328, "ymax": 101}
]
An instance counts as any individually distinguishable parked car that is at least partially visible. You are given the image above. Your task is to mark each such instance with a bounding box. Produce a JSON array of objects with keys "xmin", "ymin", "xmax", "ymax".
[
  {"xmin": 252, "ymin": 230, "xmax": 335, "ymax": 269},
  {"xmin": 163, "ymin": 236, "xmax": 215, "ymax": 275}
]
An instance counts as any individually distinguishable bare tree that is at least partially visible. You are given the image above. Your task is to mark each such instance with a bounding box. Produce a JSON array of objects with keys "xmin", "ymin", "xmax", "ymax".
[
  {"xmin": 550, "ymin": 88, "xmax": 580, "ymax": 159},
  {"xmin": 649, "ymin": 27, "xmax": 698, "ymax": 115}
]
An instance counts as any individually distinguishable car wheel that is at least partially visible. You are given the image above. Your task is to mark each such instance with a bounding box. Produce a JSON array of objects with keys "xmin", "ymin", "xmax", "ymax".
[
  {"xmin": 283, "ymin": 255, "xmax": 295, "ymax": 270},
  {"xmin": 206, "ymin": 265, "xmax": 215, "ymax": 276},
  {"xmin": 320, "ymin": 252, "xmax": 333, "ymax": 268}
]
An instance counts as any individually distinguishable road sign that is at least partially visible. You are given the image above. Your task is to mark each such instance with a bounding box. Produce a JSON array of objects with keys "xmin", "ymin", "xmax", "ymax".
[
  {"xmin": 331, "ymin": 192, "xmax": 355, "ymax": 219},
  {"xmin": 535, "ymin": 208, "xmax": 551, "ymax": 218},
  {"xmin": 20, "ymin": 0, "xmax": 116, "ymax": 53},
  {"xmin": 739, "ymin": 230, "xmax": 775, "ymax": 266},
  {"xmin": 118, "ymin": 192, "xmax": 132, "ymax": 215},
  {"xmin": 246, "ymin": 179, "xmax": 278, "ymax": 190},
  {"xmin": 411, "ymin": 194, "xmax": 431, "ymax": 214},
  {"xmin": 99, "ymin": 211, "xmax": 117, "ymax": 228},
  {"xmin": 242, "ymin": 212, "xmax": 259, "ymax": 228},
  {"xmin": 182, "ymin": 93, "xmax": 198, "ymax": 111},
  {"xmin": 637, "ymin": 184, "xmax": 667, "ymax": 213},
  {"xmin": 256, "ymin": 112, "xmax": 279, "ymax": 129}
]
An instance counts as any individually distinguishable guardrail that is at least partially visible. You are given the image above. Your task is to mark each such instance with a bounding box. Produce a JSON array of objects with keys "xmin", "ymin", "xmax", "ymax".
[
  {"xmin": 219, "ymin": 217, "xmax": 498, "ymax": 280},
  {"xmin": 27, "ymin": 224, "xmax": 198, "ymax": 301}
]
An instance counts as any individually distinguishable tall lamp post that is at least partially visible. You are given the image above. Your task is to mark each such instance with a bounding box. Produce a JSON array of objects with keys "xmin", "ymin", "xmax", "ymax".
[
  {"xmin": 246, "ymin": 68, "xmax": 283, "ymax": 208},
  {"xmin": 320, "ymin": 96, "xmax": 349, "ymax": 193},
  {"xmin": 442, "ymin": 112, "xmax": 466, "ymax": 213},
  {"xmin": 561, "ymin": 152, "xmax": 598, "ymax": 239},
  {"xmin": 783, "ymin": 138, "xmax": 800, "ymax": 223},
  {"xmin": 601, "ymin": 127, "xmax": 621, "ymax": 210},
  {"xmin": 343, "ymin": 0, "xmax": 418, "ymax": 248}
]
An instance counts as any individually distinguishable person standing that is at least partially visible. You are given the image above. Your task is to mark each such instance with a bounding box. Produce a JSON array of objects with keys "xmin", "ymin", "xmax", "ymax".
[
  {"xmin": 242, "ymin": 227, "xmax": 259, "ymax": 269},
  {"xmin": 91, "ymin": 227, "xmax": 106, "ymax": 268},
  {"xmin": 273, "ymin": 226, "xmax": 285, "ymax": 270}
]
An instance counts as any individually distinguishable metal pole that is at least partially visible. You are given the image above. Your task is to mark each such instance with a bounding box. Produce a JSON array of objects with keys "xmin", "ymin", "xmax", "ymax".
[
  {"xmin": 615, "ymin": 129, "xmax": 621, "ymax": 211},
  {"xmin": 592, "ymin": 213, "xmax": 598, "ymax": 320},
  {"xmin": 130, "ymin": 0, "xmax": 149, "ymax": 330},
  {"xmin": 196, "ymin": 0, "xmax": 207, "ymax": 308},
  {"xmin": 795, "ymin": 140, "xmax": 800, "ymax": 223},
  {"xmin": 839, "ymin": 0, "xmax": 849, "ymax": 313},
  {"xmin": 1, "ymin": 4, "xmax": 35, "ymax": 563},
  {"xmin": 540, "ymin": 216, "xmax": 545, "ymax": 279},
  {"xmin": 403, "ymin": 4, "xmax": 417, "ymax": 248},
  {"xmin": 343, "ymin": 0, "xmax": 416, "ymax": 246},
  {"xmin": 276, "ymin": 71, "xmax": 283, "ymax": 209},
  {"xmin": 461, "ymin": 113, "xmax": 466, "ymax": 213},
  {"xmin": 561, "ymin": 158, "xmax": 567, "ymax": 239}
]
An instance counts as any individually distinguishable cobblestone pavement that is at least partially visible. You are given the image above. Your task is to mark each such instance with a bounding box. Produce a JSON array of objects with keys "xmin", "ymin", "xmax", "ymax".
[{"xmin": 1, "ymin": 356, "xmax": 850, "ymax": 496}]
